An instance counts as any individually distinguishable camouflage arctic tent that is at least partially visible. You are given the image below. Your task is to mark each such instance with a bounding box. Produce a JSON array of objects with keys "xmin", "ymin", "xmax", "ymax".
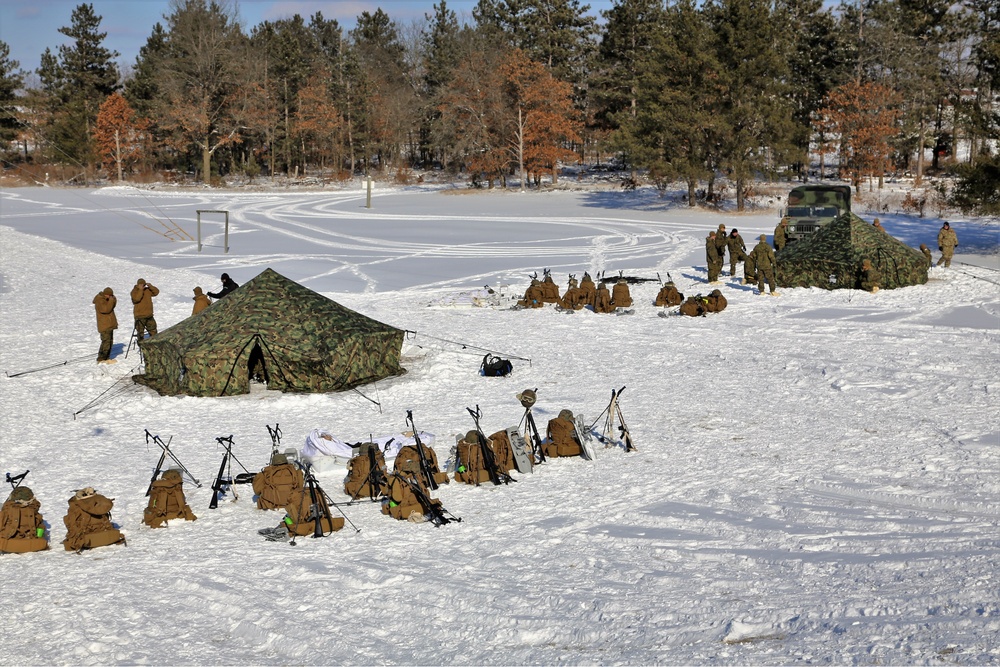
[
  {"xmin": 776, "ymin": 212, "xmax": 929, "ymax": 290},
  {"xmin": 134, "ymin": 268, "xmax": 405, "ymax": 396}
]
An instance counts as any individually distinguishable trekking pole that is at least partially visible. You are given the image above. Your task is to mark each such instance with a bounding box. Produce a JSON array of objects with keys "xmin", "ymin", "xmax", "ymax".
[
  {"xmin": 6, "ymin": 353, "xmax": 94, "ymax": 378},
  {"xmin": 5, "ymin": 470, "xmax": 28, "ymax": 489}
]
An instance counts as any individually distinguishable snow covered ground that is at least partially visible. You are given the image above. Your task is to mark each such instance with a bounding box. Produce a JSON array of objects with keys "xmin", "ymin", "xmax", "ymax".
[{"xmin": 0, "ymin": 182, "xmax": 998, "ymax": 665}]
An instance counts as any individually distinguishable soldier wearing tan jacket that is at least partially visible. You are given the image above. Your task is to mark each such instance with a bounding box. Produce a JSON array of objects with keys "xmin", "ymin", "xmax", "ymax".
[
  {"xmin": 130, "ymin": 278, "xmax": 159, "ymax": 339},
  {"xmin": 92, "ymin": 287, "xmax": 118, "ymax": 363},
  {"xmin": 192, "ymin": 286, "xmax": 211, "ymax": 315},
  {"xmin": 936, "ymin": 222, "xmax": 958, "ymax": 267}
]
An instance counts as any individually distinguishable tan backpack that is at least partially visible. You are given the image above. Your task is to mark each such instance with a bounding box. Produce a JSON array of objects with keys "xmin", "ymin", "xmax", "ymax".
[
  {"xmin": 63, "ymin": 490, "xmax": 125, "ymax": 551},
  {"xmin": 486, "ymin": 430, "xmax": 517, "ymax": 473},
  {"xmin": 546, "ymin": 414, "xmax": 582, "ymax": 458},
  {"xmin": 344, "ymin": 444, "xmax": 387, "ymax": 500},
  {"xmin": 285, "ymin": 483, "xmax": 344, "ymax": 536},
  {"xmin": 0, "ymin": 488, "xmax": 48, "ymax": 553},
  {"xmin": 253, "ymin": 460, "xmax": 304, "ymax": 510},
  {"xmin": 453, "ymin": 433, "xmax": 491, "ymax": 485},
  {"xmin": 143, "ymin": 471, "xmax": 197, "ymax": 528},
  {"xmin": 380, "ymin": 473, "xmax": 441, "ymax": 521},
  {"xmin": 393, "ymin": 444, "xmax": 450, "ymax": 487}
]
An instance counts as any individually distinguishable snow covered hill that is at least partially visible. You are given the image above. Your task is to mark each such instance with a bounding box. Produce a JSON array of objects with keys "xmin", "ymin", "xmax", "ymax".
[{"xmin": 1, "ymin": 184, "xmax": 998, "ymax": 665}]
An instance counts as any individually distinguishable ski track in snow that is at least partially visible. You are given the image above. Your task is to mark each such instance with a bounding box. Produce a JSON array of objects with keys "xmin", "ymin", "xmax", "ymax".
[{"xmin": 0, "ymin": 185, "xmax": 998, "ymax": 665}]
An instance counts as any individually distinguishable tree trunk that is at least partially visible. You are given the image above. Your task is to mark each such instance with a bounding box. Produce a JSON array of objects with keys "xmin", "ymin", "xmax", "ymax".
[
  {"xmin": 688, "ymin": 178, "xmax": 697, "ymax": 207},
  {"xmin": 518, "ymin": 107, "xmax": 526, "ymax": 192},
  {"xmin": 115, "ymin": 129, "xmax": 123, "ymax": 182},
  {"xmin": 914, "ymin": 116, "xmax": 925, "ymax": 186},
  {"xmin": 202, "ymin": 141, "xmax": 212, "ymax": 184}
]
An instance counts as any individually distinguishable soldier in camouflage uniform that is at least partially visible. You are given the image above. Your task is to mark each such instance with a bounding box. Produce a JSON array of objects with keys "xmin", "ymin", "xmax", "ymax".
[
  {"xmin": 920, "ymin": 244, "xmax": 933, "ymax": 265},
  {"xmin": 749, "ymin": 234, "xmax": 777, "ymax": 295},
  {"xmin": 773, "ymin": 219, "xmax": 788, "ymax": 251},
  {"xmin": 706, "ymin": 231, "xmax": 722, "ymax": 284},
  {"xmin": 936, "ymin": 222, "xmax": 958, "ymax": 267},
  {"xmin": 611, "ymin": 278, "xmax": 633, "ymax": 309},
  {"xmin": 715, "ymin": 224, "xmax": 729, "ymax": 267},
  {"xmin": 727, "ymin": 228, "xmax": 747, "ymax": 277},
  {"xmin": 859, "ymin": 258, "xmax": 880, "ymax": 292}
]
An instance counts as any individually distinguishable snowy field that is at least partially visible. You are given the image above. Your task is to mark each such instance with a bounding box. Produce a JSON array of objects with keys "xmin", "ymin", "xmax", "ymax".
[{"xmin": 1, "ymin": 182, "xmax": 999, "ymax": 665}]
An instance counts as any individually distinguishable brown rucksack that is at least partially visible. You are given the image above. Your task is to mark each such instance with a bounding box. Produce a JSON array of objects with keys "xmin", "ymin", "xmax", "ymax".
[
  {"xmin": 285, "ymin": 483, "xmax": 344, "ymax": 536},
  {"xmin": 380, "ymin": 473, "xmax": 443, "ymax": 522},
  {"xmin": 393, "ymin": 444, "xmax": 450, "ymax": 486},
  {"xmin": 143, "ymin": 471, "xmax": 197, "ymax": 528},
  {"xmin": 655, "ymin": 284, "xmax": 683, "ymax": 307},
  {"xmin": 344, "ymin": 444, "xmax": 387, "ymax": 500},
  {"xmin": 546, "ymin": 415, "xmax": 582, "ymax": 458},
  {"xmin": 63, "ymin": 491, "xmax": 125, "ymax": 551},
  {"xmin": 453, "ymin": 435, "xmax": 492, "ymax": 485},
  {"xmin": 0, "ymin": 489, "xmax": 48, "ymax": 553},
  {"xmin": 704, "ymin": 289, "xmax": 728, "ymax": 313},
  {"xmin": 679, "ymin": 296, "xmax": 707, "ymax": 317},
  {"xmin": 252, "ymin": 462, "xmax": 304, "ymax": 510},
  {"xmin": 486, "ymin": 430, "xmax": 517, "ymax": 473}
]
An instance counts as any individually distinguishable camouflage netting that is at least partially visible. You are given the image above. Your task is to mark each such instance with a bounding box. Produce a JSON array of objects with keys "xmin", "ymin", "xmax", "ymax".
[
  {"xmin": 133, "ymin": 268, "xmax": 405, "ymax": 396},
  {"xmin": 776, "ymin": 213, "xmax": 930, "ymax": 290}
]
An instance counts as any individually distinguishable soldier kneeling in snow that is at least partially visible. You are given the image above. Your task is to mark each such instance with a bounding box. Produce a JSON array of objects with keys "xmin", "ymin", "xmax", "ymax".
[
  {"xmin": 859, "ymin": 258, "xmax": 880, "ymax": 293},
  {"xmin": 63, "ymin": 487, "xmax": 125, "ymax": 551},
  {"xmin": 143, "ymin": 469, "xmax": 197, "ymax": 528},
  {"xmin": 0, "ymin": 486, "xmax": 48, "ymax": 553}
]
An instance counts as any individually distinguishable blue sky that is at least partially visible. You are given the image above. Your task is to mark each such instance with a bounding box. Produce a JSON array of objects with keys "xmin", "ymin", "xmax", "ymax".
[{"xmin": 0, "ymin": 0, "xmax": 616, "ymax": 75}]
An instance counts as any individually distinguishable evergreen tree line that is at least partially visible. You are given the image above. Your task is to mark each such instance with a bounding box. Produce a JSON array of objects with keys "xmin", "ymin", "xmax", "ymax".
[{"xmin": 0, "ymin": 0, "xmax": 996, "ymax": 213}]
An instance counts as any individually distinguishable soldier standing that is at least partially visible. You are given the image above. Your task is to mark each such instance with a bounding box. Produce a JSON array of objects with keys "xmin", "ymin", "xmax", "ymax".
[
  {"xmin": 749, "ymin": 234, "xmax": 778, "ymax": 295},
  {"xmin": 936, "ymin": 222, "xmax": 958, "ymax": 267},
  {"xmin": 773, "ymin": 218, "xmax": 788, "ymax": 251},
  {"xmin": 706, "ymin": 231, "xmax": 722, "ymax": 284},
  {"xmin": 715, "ymin": 224, "xmax": 729, "ymax": 268},
  {"xmin": 727, "ymin": 228, "xmax": 747, "ymax": 278},
  {"xmin": 92, "ymin": 287, "xmax": 118, "ymax": 364},
  {"xmin": 130, "ymin": 278, "xmax": 159, "ymax": 340}
]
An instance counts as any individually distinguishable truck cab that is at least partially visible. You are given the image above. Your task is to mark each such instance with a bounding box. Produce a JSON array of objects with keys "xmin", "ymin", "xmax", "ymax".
[{"xmin": 779, "ymin": 185, "xmax": 852, "ymax": 242}]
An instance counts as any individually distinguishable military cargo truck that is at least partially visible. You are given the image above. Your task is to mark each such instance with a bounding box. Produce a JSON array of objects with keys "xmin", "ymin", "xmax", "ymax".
[{"xmin": 779, "ymin": 185, "xmax": 852, "ymax": 243}]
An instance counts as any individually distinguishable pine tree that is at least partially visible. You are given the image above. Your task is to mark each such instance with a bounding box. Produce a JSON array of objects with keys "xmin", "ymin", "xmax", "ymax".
[
  {"xmin": 349, "ymin": 9, "xmax": 417, "ymax": 173},
  {"xmin": 634, "ymin": 0, "xmax": 721, "ymax": 202},
  {"xmin": 706, "ymin": 0, "xmax": 796, "ymax": 210},
  {"xmin": 45, "ymin": 3, "xmax": 120, "ymax": 169},
  {"xmin": 0, "ymin": 41, "xmax": 24, "ymax": 149},
  {"xmin": 592, "ymin": 0, "xmax": 665, "ymax": 173},
  {"xmin": 775, "ymin": 0, "xmax": 853, "ymax": 180}
]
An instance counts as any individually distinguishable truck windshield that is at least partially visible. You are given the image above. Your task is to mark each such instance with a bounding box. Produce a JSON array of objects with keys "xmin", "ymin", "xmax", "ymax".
[{"xmin": 787, "ymin": 206, "xmax": 811, "ymax": 217}]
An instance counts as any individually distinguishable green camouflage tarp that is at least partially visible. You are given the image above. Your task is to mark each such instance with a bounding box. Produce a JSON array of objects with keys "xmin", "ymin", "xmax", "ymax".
[
  {"xmin": 134, "ymin": 268, "xmax": 405, "ymax": 396},
  {"xmin": 776, "ymin": 213, "xmax": 929, "ymax": 290}
]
